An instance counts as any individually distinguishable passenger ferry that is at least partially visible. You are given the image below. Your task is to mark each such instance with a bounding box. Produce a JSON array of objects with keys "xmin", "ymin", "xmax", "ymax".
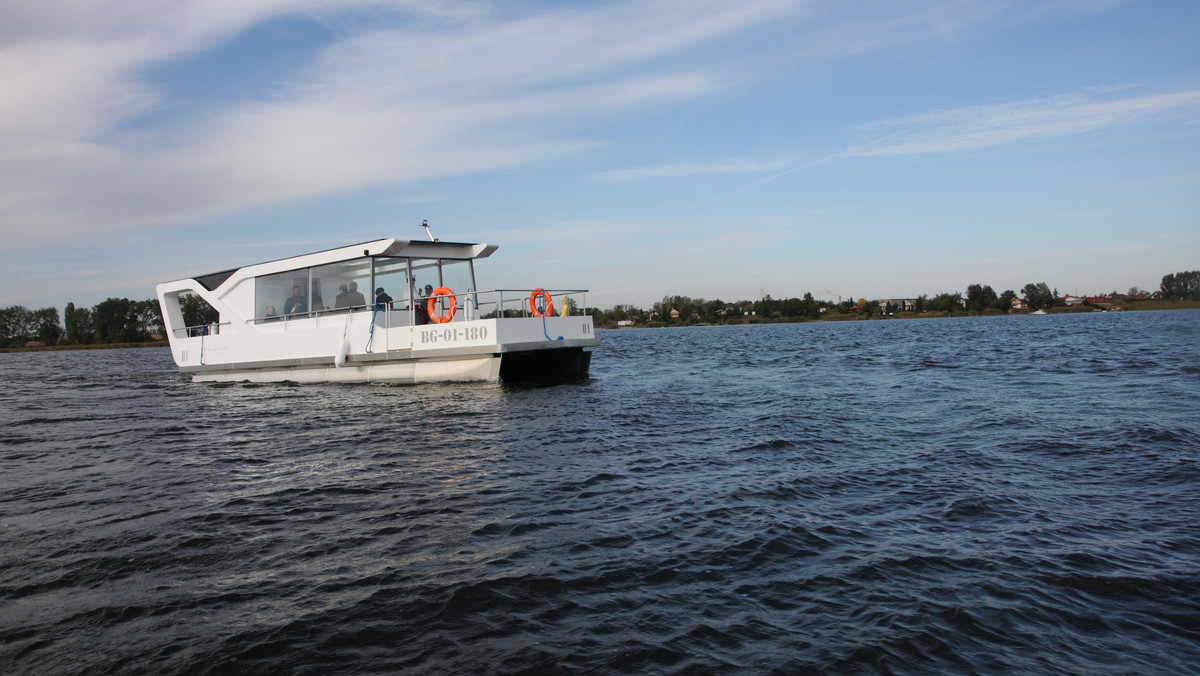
[{"xmin": 155, "ymin": 232, "xmax": 599, "ymax": 384}]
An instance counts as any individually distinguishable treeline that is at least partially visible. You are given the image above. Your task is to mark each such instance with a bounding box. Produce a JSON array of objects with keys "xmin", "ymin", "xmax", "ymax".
[
  {"xmin": 1, "ymin": 298, "xmax": 163, "ymax": 348},
  {"xmin": 586, "ymin": 282, "xmax": 1061, "ymax": 327},
  {"xmin": 1, "ymin": 294, "xmax": 224, "ymax": 349},
  {"xmin": 2, "ymin": 270, "xmax": 1195, "ymax": 345},
  {"xmin": 588, "ymin": 270, "xmax": 1199, "ymax": 327}
]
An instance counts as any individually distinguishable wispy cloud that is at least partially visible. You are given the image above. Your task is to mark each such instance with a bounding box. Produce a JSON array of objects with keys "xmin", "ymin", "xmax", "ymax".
[
  {"xmin": 0, "ymin": 0, "xmax": 799, "ymax": 248},
  {"xmin": 591, "ymin": 158, "xmax": 789, "ymax": 182},
  {"xmin": 856, "ymin": 88, "xmax": 1200, "ymax": 155}
]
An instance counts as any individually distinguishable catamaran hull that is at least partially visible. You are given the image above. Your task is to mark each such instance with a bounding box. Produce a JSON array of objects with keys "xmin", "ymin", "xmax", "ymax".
[{"xmin": 188, "ymin": 345, "xmax": 593, "ymax": 385}]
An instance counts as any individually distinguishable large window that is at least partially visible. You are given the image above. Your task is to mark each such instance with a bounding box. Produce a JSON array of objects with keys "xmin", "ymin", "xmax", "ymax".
[
  {"xmin": 253, "ymin": 255, "xmax": 477, "ymax": 321},
  {"xmin": 409, "ymin": 258, "xmax": 440, "ymax": 302},
  {"xmin": 257, "ymin": 270, "xmax": 310, "ymax": 318},
  {"xmin": 440, "ymin": 259, "xmax": 474, "ymax": 298},
  {"xmin": 372, "ymin": 257, "xmax": 410, "ymax": 309},
  {"xmin": 312, "ymin": 260, "xmax": 371, "ymax": 312}
]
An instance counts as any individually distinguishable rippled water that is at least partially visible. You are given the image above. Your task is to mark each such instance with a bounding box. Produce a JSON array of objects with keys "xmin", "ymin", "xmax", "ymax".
[{"xmin": 2, "ymin": 311, "xmax": 1199, "ymax": 674}]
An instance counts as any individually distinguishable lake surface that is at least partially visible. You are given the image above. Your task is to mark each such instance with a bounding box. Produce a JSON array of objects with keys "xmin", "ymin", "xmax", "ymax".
[{"xmin": 2, "ymin": 311, "xmax": 1199, "ymax": 674}]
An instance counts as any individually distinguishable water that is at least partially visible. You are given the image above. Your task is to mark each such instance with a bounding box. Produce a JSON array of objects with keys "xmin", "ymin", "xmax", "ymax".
[{"xmin": 2, "ymin": 311, "xmax": 1199, "ymax": 674}]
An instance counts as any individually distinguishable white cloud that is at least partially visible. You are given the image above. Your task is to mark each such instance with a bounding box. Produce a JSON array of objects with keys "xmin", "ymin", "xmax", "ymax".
[
  {"xmin": 857, "ymin": 89, "xmax": 1200, "ymax": 155},
  {"xmin": 0, "ymin": 0, "xmax": 799, "ymax": 248},
  {"xmin": 591, "ymin": 159, "xmax": 790, "ymax": 182}
]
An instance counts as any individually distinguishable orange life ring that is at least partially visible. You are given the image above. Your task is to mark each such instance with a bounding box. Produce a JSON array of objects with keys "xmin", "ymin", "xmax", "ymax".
[
  {"xmin": 427, "ymin": 287, "xmax": 457, "ymax": 323},
  {"xmin": 529, "ymin": 288, "xmax": 554, "ymax": 317}
]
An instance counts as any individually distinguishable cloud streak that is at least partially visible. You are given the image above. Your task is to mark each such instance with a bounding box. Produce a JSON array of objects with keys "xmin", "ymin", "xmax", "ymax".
[
  {"xmin": 591, "ymin": 159, "xmax": 790, "ymax": 182},
  {"xmin": 0, "ymin": 0, "xmax": 799, "ymax": 248},
  {"xmin": 857, "ymin": 89, "xmax": 1200, "ymax": 155}
]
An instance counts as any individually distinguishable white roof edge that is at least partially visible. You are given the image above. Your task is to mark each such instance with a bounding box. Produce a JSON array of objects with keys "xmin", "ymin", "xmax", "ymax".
[{"xmin": 159, "ymin": 237, "xmax": 500, "ymax": 291}]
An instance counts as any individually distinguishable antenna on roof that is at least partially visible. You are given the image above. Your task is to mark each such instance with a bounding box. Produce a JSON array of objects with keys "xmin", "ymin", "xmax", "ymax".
[{"xmin": 421, "ymin": 219, "xmax": 437, "ymax": 242}]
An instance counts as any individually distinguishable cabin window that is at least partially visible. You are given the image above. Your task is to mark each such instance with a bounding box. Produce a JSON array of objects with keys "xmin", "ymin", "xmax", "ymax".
[
  {"xmin": 372, "ymin": 257, "xmax": 410, "ymax": 309},
  {"xmin": 257, "ymin": 270, "xmax": 310, "ymax": 318},
  {"xmin": 409, "ymin": 258, "xmax": 440, "ymax": 304},
  {"xmin": 312, "ymin": 260, "xmax": 371, "ymax": 312},
  {"xmin": 439, "ymin": 259, "xmax": 474, "ymax": 298}
]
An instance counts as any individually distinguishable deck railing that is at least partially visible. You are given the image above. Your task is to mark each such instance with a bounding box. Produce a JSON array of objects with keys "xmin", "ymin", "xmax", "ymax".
[
  {"xmin": 177, "ymin": 321, "xmax": 229, "ymax": 338},
  {"xmin": 247, "ymin": 289, "xmax": 590, "ymax": 325}
]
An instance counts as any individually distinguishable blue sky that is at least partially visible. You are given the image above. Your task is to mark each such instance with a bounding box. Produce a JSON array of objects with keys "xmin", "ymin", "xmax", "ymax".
[{"xmin": 2, "ymin": 0, "xmax": 1197, "ymax": 311}]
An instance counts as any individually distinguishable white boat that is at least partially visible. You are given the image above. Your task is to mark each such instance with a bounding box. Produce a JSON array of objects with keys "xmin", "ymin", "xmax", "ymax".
[{"xmin": 156, "ymin": 236, "xmax": 599, "ymax": 384}]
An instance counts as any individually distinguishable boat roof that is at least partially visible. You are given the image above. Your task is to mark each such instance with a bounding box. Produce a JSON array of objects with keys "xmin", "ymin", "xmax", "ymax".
[{"xmin": 170, "ymin": 237, "xmax": 499, "ymax": 290}]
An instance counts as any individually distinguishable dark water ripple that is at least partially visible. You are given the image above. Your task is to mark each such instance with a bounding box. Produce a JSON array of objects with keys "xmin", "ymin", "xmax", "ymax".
[{"xmin": 2, "ymin": 311, "xmax": 1199, "ymax": 674}]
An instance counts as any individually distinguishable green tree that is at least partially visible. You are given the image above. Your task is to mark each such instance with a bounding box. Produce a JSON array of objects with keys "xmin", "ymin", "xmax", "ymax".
[
  {"xmin": 1021, "ymin": 282, "xmax": 1055, "ymax": 310},
  {"xmin": 758, "ymin": 295, "xmax": 777, "ymax": 319},
  {"xmin": 927, "ymin": 292, "xmax": 963, "ymax": 313},
  {"xmin": 91, "ymin": 297, "xmax": 159, "ymax": 343},
  {"xmin": 33, "ymin": 307, "xmax": 61, "ymax": 345},
  {"xmin": 966, "ymin": 284, "xmax": 998, "ymax": 314},
  {"xmin": 1161, "ymin": 270, "xmax": 1200, "ymax": 300},
  {"xmin": 69, "ymin": 305, "xmax": 93, "ymax": 343},
  {"xmin": 137, "ymin": 299, "xmax": 165, "ymax": 337},
  {"xmin": 64, "ymin": 302, "xmax": 78, "ymax": 343},
  {"xmin": 0, "ymin": 306, "xmax": 32, "ymax": 346},
  {"xmin": 92, "ymin": 298, "xmax": 134, "ymax": 342},
  {"xmin": 995, "ymin": 290, "xmax": 1016, "ymax": 312},
  {"xmin": 179, "ymin": 294, "xmax": 219, "ymax": 330},
  {"xmin": 801, "ymin": 292, "xmax": 820, "ymax": 319},
  {"xmin": 0, "ymin": 305, "xmax": 60, "ymax": 346}
]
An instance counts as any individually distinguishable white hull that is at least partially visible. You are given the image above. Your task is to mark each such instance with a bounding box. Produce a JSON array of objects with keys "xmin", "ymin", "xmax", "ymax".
[{"xmin": 193, "ymin": 354, "xmax": 501, "ymax": 384}]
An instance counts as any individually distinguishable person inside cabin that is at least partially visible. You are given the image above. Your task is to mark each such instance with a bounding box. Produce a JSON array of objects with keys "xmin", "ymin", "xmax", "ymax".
[
  {"xmin": 345, "ymin": 281, "xmax": 366, "ymax": 309},
  {"xmin": 283, "ymin": 286, "xmax": 305, "ymax": 315},
  {"xmin": 264, "ymin": 305, "xmax": 279, "ymax": 321},
  {"xmin": 375, "ymin": 287, "xmax": 393, "ymax": 309},
  {"xmin": 414, "ymin": 283, "xmax": 433, "ymax": 325},
  {"xmin": 423, "ymin": 284, "xmax": 440, "ymax": 323},
  {"xmin": 334, "ymin": 284, "xmax": 350, "ymax": 309}
]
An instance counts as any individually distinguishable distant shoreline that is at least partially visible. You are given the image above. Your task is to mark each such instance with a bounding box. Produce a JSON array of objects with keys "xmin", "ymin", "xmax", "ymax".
[
  {"xmin": 598, "ymin": 302, "xmax": 1200, "ymax": 330},
  {"xmin": 0, "ymin": 340, "xmax": 168, "ymax": 354},
  {"xmin": 3, "ymin": 303, "xmax": 1197, "ymax": 351}
]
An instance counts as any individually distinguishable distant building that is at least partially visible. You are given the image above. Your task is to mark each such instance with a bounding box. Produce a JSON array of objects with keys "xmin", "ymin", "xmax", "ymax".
[
  {"xmin": 883, "ymin": 298, "xmax": 918, "ymax": 311},
  {"xmin": 669, "ymin": 308, "xmax": 680, "ymax": 319}
]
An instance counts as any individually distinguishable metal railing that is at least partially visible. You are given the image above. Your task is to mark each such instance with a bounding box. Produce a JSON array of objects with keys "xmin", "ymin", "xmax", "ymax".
[
  {"xmin": 178, "ymin": 321, "xmax": 229, "ymax": 338},
  {"xmin": 247, "ymin": 288, "xmax": 590, "ymax": 325},
  {"xmin": 479, "ymin": 289, "xmax": 590, "ymax": 319}
]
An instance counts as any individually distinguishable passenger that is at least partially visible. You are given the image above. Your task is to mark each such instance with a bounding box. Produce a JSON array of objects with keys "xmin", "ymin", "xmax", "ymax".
[
  {"xmin": 424, "ymin": 284, "xmax": 441, "ymax": 323},
  {"xmin": 264, "ymin": 305, "xmax": 280, "ymax": 322},
  {"xmin": 345, "ymin": 281, "xmax": 367, "ymax": 309},
  {"xmin": 334, "ymin": 284, "xmax": 350, "ymax": 309},
  {"xmin": 283, "ymin": 286, "xmax": 305, "ymax": 315},
  {"xmin": 415, "ymin": 283, "xmax": 432, "ymax": 325},
  {"xmin": 375, "ymin": 287, "xmax": 393, "ymax": 310}
]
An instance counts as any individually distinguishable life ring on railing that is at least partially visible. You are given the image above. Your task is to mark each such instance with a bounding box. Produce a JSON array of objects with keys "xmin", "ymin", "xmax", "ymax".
[
  {"xmin": 427, "ymin": 287, "xmax": 457, "ymax": 323},
  {"xmin": 529, "ymin": 288, "xmax": 554, "ymax": 317}
]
